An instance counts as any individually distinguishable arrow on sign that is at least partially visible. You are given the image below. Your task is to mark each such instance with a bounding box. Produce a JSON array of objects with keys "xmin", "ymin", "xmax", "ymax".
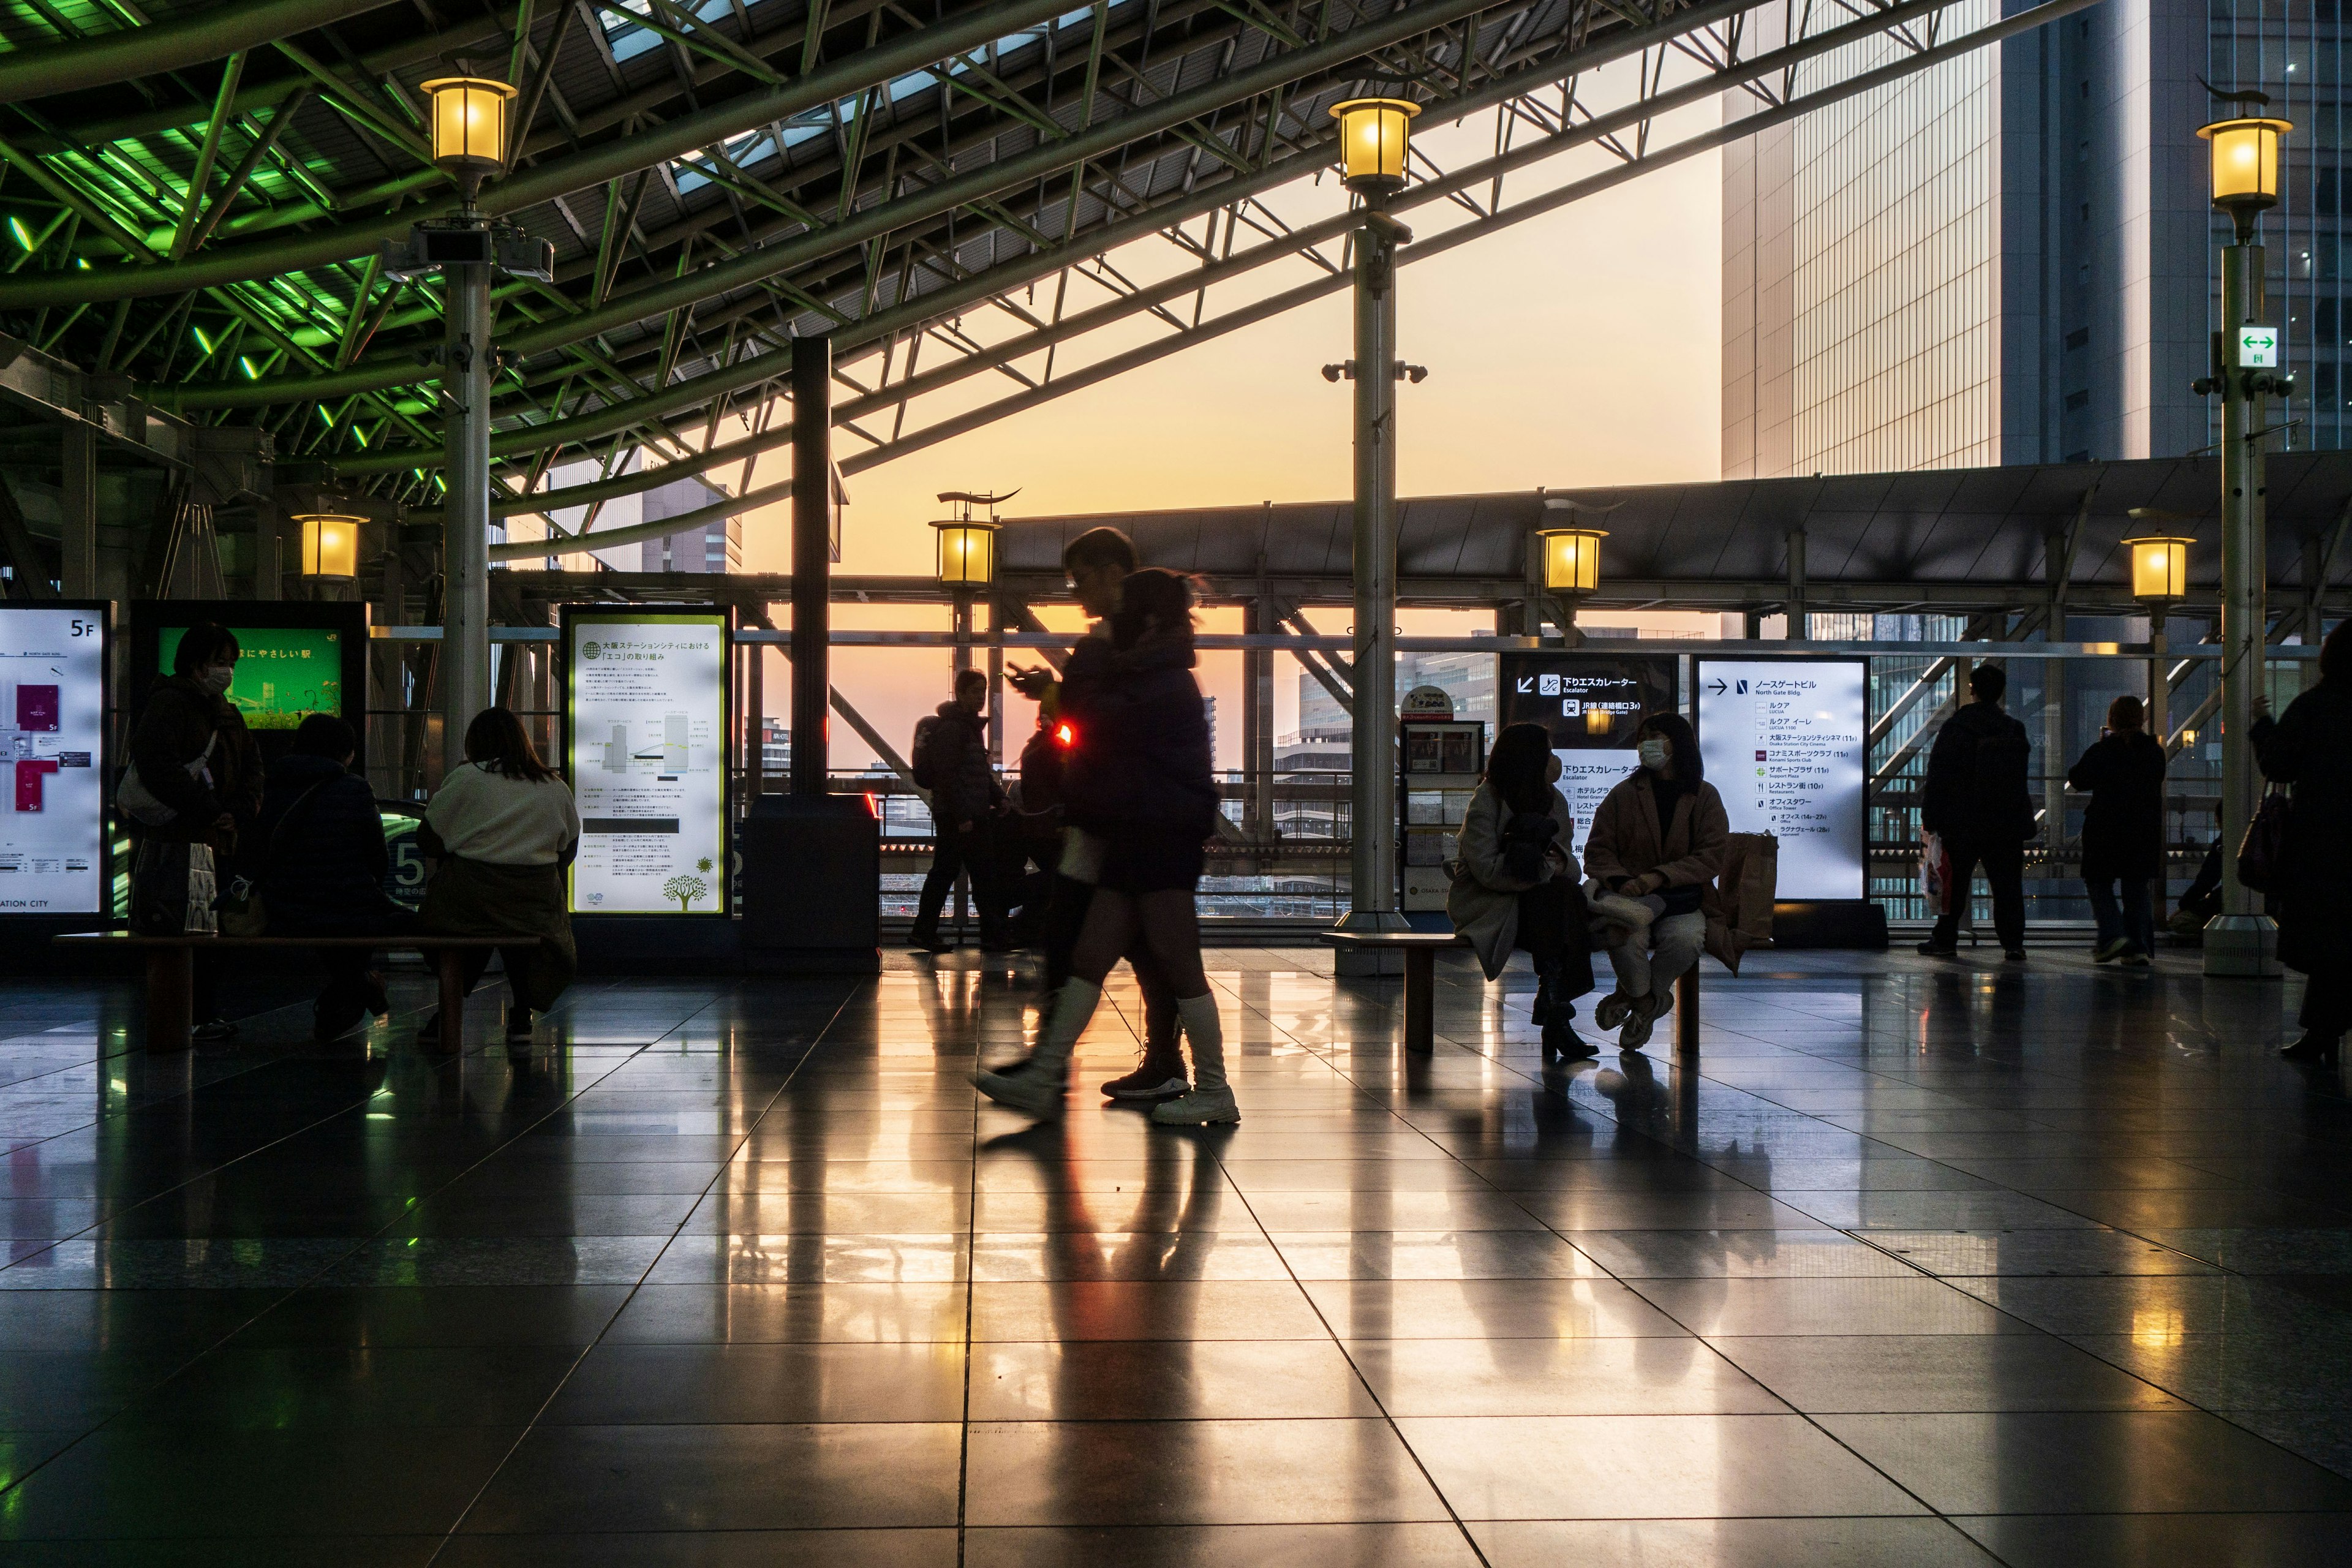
[{"xmin": 1708, "ymin": 678, "xmax": 1728, "ymax": 696}]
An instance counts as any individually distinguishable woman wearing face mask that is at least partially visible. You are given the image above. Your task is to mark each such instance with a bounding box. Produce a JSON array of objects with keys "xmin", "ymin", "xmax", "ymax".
[
  {"xmin": 126, "ymin": 621, "xmax": 263, "ymax": 1042},
  {"xmin": 1448, "ymin": 722, "xmax": 1596, "ymax": 1058},
  {"xmin": 1581, "ymin": 712, "xmax": 1728, "ymax": 1049}
]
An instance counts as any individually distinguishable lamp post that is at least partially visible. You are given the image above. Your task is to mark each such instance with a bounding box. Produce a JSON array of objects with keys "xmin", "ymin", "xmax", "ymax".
[
  {"xmin": 2120, "ymin": 524, "xmax": 2192, "ymax": 747},
  {"xmin": 1536, "ymin": 519, "xmax": 1606, "ymax": 644},
  {"xmin": 382, "ymin": 75, "xmax": 549, "ymax": 781},
  {"xmin": 1326, "ymin": 95, "xmax": 1421, "ymax": 956},
  {"xmin": 2195, "ymin": 92, "xmax": 2292, "ymax": 978},
  {"xmin": 293, "ymin": 511, "xmax": 362, "ymax": 580},
  {"xmin": 930, "ymin": 492, "xmax": 1003, "ymax": 682}
]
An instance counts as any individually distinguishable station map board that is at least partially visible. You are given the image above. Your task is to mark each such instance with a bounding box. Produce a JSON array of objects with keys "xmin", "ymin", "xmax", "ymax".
[
  {"xmin": 562, "ymin": 606, "xmax": 731, "ymax": 915},
  {"xmin": 1495, "ymin": 652, "xmax": 1679, "ymax": 862},
  {"xmin": 1695, "ymin": 657, "xmax": 1868, "ymax": 900},
  {"xmin": 0, "ymin": 605, "xmax": 106, "ymax": 914}
]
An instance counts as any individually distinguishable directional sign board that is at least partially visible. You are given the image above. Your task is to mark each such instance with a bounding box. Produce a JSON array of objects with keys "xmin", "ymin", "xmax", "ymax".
[
  {"xmin": 2234, "ymin": 323, "xmax": 2280, "ymax": 368},
  {"xmin": 1695, "ymin": 657, "xmax": 1868, "ymax": 900},
  {"xmin": 1496, "ymin": 652, "xmax": 1678, "ymax": 863},
  {"xmin": 0, "ymin": 604, "xmax": 108, "ymax": 916}
]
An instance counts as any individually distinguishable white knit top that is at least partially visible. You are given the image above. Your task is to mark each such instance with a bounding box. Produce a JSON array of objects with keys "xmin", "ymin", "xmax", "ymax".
[{"xmin": 425, "ymin": 762, "xmax": 581, "ymax": 865}]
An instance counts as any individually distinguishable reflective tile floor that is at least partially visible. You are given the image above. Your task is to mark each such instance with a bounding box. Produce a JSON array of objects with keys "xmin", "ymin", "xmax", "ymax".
[{"xmin": 2, "ymin": 944, "xmax": 2351, "ymax": 1564}]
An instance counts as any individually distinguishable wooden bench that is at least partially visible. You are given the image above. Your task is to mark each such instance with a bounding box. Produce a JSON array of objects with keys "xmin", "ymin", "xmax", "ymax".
[
  {"xmin": 52, "ymin": 932, "xmax": 518, "ymax": 1053},
  {"xmin": 1324, "ymin": 931, "xmax": 1471, "ymax": 1053}
]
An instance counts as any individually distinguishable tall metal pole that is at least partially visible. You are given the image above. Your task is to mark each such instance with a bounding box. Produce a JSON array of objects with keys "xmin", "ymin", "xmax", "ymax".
[
  {"xmin": 2206, "ymin": 232, "xmax": 2278, "ymax": 976},
  {"xmin": 440, "ymin": 247, "xmax": 492, "ymax": 779},
  {"xmin": 789, "ymin": 333, "xmax": 832, "ymax": 798},
  {"xmin": 1337, "ymin": 209, "xmax": 1406, "ymax": 943}
]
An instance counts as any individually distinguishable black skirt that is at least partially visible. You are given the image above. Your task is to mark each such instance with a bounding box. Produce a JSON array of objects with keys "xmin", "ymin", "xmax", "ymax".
[{"xmin": 1097, "ymin": 829, "xmax": 1207, "ymax": 895}]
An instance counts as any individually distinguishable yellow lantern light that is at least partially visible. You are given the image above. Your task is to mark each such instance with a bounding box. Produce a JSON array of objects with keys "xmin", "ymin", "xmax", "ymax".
[
  {"xmin": 1537, "ymin": 527, "xmax": 1607, "ymax": 596},
  {"xmin": 2122, "ymin": 535, "xmax": 2193, "ymax": 604},
  {"xmin": 421, "ymin": 77, "xmax": 517, "ymax": 181},
  {"xmin": 932, "ymin": 518, "xmax": 998, "ymax": 587},
  {"xmin": 1583, "ymin": 706, "xmax": 1614, "ymax": 737},
  {"xmin": 1329, "ymin": 97, "xmax": 1420, "ymax": 195},
  {"xmin": 2196, "ymin": 109, "xmax": 2290, "ymax": 216},
  {"xmin": 295, "ymin": 512, "xmax": 362, "ymax": 578}
]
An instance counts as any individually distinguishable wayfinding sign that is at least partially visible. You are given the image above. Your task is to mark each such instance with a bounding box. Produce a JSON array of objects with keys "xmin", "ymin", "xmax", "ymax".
[
  {"xmin": 562, "ymin": 606, "xmax": 731, "ymax": 915},
  {"xmin": 0, "ymin": 604, "xmax": 107, "ymax": 915},
  {"xmin": 2233, "ymin": 323, "xmax": 2280, "ymax": 369},
  {"xmin": 1695, "ymin": 657, "xmax": 1867, "ymax": 900},
  {"xmin": 1496, "ymin": 652, "xmax": 1678, "ymax": 862}
]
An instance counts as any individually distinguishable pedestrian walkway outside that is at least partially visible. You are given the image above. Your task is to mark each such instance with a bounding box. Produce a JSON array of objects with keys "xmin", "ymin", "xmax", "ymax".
[{"xmin": 0, "ymin": 948, "xmax": 2348, "ymax": 1562}]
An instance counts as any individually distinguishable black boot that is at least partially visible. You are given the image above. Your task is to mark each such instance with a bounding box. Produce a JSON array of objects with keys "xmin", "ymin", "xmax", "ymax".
[
  {"xmin": 1531, "ymin": 968, "xmax": 1556, "ymax": 1027},
  {"xmin": 2281, "ymin": 1032, "xmax": 2342, "ymax": 1065}
]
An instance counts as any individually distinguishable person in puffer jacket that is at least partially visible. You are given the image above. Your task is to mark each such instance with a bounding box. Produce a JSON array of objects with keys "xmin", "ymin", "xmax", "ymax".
[{"xmin": 973, "ymin": 568, "xmax": 1239, "ymax": 1126}]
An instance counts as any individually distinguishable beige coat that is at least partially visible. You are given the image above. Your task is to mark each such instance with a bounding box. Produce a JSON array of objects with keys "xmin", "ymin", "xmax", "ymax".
[
  {"xmin": 1584, "ymin": 774, "xmax": 1730, "ymax": 891},
  {"xmin": 1447, "ymin": 782, "xmax": 1577, "ymax": 980}
]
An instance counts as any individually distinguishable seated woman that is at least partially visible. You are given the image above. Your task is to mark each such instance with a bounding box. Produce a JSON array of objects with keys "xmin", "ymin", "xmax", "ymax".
[
  {"xmin": 1583, "ymin": 712, "xmax": 1728, "ymax": 1050},
  {"xmin": 247, "ymin": 713, "xmax": 413, "ymax": 1040},
  {"xmin": 1448, "ymin": 722, "xmax": 1596, "ymax": 1059},
  {"xmin": 418, "ymin": 707, "xmax": 581, "ymax": 1046}
]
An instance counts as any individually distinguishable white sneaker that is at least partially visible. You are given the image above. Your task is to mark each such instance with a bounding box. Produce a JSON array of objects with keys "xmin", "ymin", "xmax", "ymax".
[
  {"xmin": 1149, "ymin": 1084, "xmax": 1240, "ymax": 1125},
  {"xmin": 972, "ymin": 1058, "xmax": 1067, "ymax": 1118},
  {"xmin": 1618, "ymin": 995, "xmax": 1659, "ymax": 1049},
  {"xmin": 1593, "ymin": 992, "xmax": 1632, "ymax": 1031}
]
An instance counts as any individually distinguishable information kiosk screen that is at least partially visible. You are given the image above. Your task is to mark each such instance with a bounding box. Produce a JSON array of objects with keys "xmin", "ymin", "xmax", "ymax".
[
  {"xmin": 1695, "ymin": 657, "xmax": 1868, "ymax": 900},
  {"xmin": 0, "ymin": 605, "xmax": 107, "ymax": 915},
  {"xmin": 562, "ymin": 607, "xmax": 731, "ymax": 915}
]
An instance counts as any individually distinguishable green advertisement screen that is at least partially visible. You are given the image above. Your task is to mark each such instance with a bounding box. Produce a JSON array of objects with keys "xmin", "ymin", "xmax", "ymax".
[{"xmin": 158, "ymin": 625, "xmax": 344, "ymax": 731}]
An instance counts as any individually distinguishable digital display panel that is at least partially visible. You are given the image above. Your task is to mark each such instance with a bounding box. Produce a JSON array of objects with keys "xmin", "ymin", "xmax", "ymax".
[
  {"xmin": 1696, "ymin": 658, "xmax": 1868, "ymax": 900},
  {"xmin": 158, "ymin": 624, "xmax": 344, "ymax": 731},
  {"xmin": 0, "ymin": 605, "xmax": 107, "ymax": 914},
  {"xmin": 1496, "ymin": 652, "xmax": 1679, "ymax": 862},
  {"xmin": 564, "ymin": 608, "xmax": 730, "ymax": 915}
]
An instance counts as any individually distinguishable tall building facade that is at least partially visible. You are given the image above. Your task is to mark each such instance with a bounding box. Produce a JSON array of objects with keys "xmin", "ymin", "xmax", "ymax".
[{"xmin": 1724, "ymin": 1, "xmax": 2334, "ymax": 475}]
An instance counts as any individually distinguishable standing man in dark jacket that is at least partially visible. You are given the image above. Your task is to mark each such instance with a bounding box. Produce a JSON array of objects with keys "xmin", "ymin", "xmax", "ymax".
[
  {"xmin": 2253, "ymin": 620, "xmax": 2352, "ymax": 1062},
  {"xmin": 910, "ymin": 669, "xmax": 1008, "ymax": 951},
  {"xmin": 1920, "ymin": 662, "xmax": 2034, "ymax": 960},
  {"xmin": 247, "ymin": 714, "xmax": 413, "ymax": 1039},
  {"xmin": 2068, "ymin": 694, "xmax": 2166, "ymax": 965}
]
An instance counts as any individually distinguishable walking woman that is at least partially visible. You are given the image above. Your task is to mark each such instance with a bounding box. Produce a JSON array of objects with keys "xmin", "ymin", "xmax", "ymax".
[
  {"xmin": 973, "ymin": 568, "xmax": 1235, "ymax": 1124},
  {"xmin": 418, "ymin": 708, "xmax": 581, "ymax": 1045},
  {"xmin": 1583, "ymin": 712, "xmax": 1728, "ymax": 1049},
  {"xmin": 2068, "ymin": 694, "xmax": 2166, "ymax": 965},
  {"xmin": 2253, "ymin": 620, "xmax": 2352, "ymax": 1063},
  {"xmin": 1449, "ymin": 722, "xmax": 1596, "ymax": 1057}
]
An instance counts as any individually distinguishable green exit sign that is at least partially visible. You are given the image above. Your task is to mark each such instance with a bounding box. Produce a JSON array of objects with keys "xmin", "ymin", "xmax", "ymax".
[{"xmin": 2234, "ymin": 324, "xmax": 2281, "ymax": 368}]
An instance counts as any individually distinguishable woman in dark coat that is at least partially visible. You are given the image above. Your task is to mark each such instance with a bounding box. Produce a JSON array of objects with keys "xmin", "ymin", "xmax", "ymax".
[
  {"xmin": 2253, "ymin": 620, "xmax": 2352, "ymax": 1062},
  {"xmin": 2067, "ymin": 693, "xmax": 2166, "ymax": 965},
  {"xmin": 973, "ymin": 570, "xmax": 1237, "ymax": 1125}
]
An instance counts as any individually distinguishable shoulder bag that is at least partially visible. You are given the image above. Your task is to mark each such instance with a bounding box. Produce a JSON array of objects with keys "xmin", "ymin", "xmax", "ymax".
[{"xmin": 2236, "ymin": 783, "xmax": 2292, "ymax": 894}]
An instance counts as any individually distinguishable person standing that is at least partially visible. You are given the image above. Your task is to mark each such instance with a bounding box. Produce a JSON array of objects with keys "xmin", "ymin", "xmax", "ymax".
[
  {"xmin": 417, "ymin": 708, "xmax": 581, "ymax": 1046},
  {"xmin": 1448, "ymin": 722, "xmax": 1596, "ymax": 1058},
  {"xmin": 1583, "ymin": 713, "xmax": 1728, "ymax": 1049},
  {"xmin": 909, "ymin": 669, "xmax": 1009, "ymax": 952},
  {"xmin": 125, "ymin": 621, "xmax": 262, "ymax": 1043},
  {"xmin": 2252, "ymin": 620, "xmax": 2352, "ymax": 1063},
  {"xmin": 975, "ymin": 569, "xmax": 1235, "ymax": 1124},
  {"xmin": 246, "ymin": 714, "xmax": 415, "ymax": 1038},
  {"xmin": 2068, "ymin": 695, "xmax": 2166, "ymax": 966},
  {"xmin": 1005, "ymin": 526, "xmax": 1187, "ymax": 1103},
  {"xmin": 1918, "ymin": 662, "xmax": 2034, "ymax": 960}
]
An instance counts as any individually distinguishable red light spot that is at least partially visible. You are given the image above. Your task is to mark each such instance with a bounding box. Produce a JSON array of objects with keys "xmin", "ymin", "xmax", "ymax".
[
  {"xmin": 1055, "ymin": 723, "xmax": 1075, "ymax": 747},
  {"xmin": 861, "ymin": 793, "xmax": 878, "ymax": 818}
]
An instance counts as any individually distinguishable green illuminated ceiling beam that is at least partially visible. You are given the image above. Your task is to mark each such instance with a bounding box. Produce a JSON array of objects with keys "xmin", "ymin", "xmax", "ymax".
[
  {"xmin": 0, "ymin": 0, "xmax": 405, "ymax": 105},
  {"xmin": 0, "ymin": 0, "xmax": 1086, "ymax": 307}
]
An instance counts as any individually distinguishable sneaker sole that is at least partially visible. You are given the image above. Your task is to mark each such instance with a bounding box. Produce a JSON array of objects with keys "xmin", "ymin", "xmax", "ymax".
[
  {"xmin": 1150, "ymin": 1107, "xmax": 1242, "ymax": 1126},
  {"xmin": 972, "ymin": 1069, "xmax": 1066, "ymax": 1118},
  {"xmin": 1103, "ymin": 1077, "xmax": 1191, "ymax": 1101}
]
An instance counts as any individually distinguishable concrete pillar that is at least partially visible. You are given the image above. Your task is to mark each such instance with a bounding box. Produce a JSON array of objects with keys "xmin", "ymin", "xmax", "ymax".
[{"xmin": 58, "ymin": 423, "xmax": 96, "ymax": 599}]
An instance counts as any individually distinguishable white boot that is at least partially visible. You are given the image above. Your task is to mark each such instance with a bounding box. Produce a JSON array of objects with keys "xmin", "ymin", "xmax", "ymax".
[
  {"xmin": 1152, "ymin": 993, "xmax": 1240, "ymax": 1125},
  {"xmin": 973, "ymin": 978, "xmax": 1099, "ymax": 1118}
]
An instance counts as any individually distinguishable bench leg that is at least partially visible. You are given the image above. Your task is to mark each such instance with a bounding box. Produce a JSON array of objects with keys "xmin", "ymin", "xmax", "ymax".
[
  {"xmin": 146, "ymin": 948, "xmax": 192, "ymax": 1053},
  {"xmin": 1674, "ymin": 967, "xmax": 1699, "ymax": 1061},
  {"xmin": 1404, "ymin": 948, "xmax": 1434, "ymax": 1054},
  {"xmin": 433, "ymin": 950, "xmax": 467, "ymax": 1054}
]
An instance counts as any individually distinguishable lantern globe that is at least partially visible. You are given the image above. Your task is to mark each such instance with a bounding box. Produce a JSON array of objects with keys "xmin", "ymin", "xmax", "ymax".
[
  {"xmin": 295, "ymin": 512, "xmax": 363, "ymax": 578},
  {"xmin": 932, "ymin": 519, "xmax": 999, "ymax": 587},
  {"xmin": 2122, "ymin": 535, "xmax": 2192, "ymax": 604},
  {"xmin": 1328, "ymin": 97, "xmax": 1420, "ymax": 195},
  {"xmin": 1536, "ymin": 526, "xmax": 1607, "ymax": 595},
  {"xmin": 421, "ymin": 77, "xmax": 517, "ymax": 179},
  {"xmin": 2196, "ymin": 113, "xmax": 2290, "ymax": 213}
]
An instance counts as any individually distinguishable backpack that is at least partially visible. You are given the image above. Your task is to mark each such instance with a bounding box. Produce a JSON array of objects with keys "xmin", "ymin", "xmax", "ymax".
[{"xmin": 910, "ymin": 715, "xmax": 940, "ymax": 790}]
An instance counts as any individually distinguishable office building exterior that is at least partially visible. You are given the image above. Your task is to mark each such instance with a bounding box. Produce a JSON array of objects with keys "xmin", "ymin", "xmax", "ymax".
[{"xmin": 1724, "ymin": 0, "xmax": 2335, "ymax": 476}]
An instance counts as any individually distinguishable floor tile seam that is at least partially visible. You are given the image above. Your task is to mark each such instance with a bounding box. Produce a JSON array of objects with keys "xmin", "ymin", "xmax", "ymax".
[
  {"xmin": 957, "ymin": 1035, "xmax": 983, "ymax": 1568},
  {"xmin": 420, "ymin": 982, "xmax": 862, "ymax": 1567},
  {"xmin": 1213, "ymin": 1169, "xmax": 1493, "ymax": 1568},
  {"xmin": 2034, "ymin": 1329, "xmax": 2352, "ymax": 1484}
]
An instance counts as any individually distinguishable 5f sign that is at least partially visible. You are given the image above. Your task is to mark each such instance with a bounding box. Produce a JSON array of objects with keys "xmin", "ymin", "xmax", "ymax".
[{"xmin": 2235, "ymin": 324, "xmax": 2280, "ymax": 368}]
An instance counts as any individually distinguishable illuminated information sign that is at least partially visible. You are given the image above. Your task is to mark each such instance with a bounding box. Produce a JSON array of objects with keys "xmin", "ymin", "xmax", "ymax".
[
  {"xmin": 1496, "ymin": 652, "xmax": 1679, "ymax": 862},
  {"xmin": 1696, "ymin": 658, "xmax": 1867, "ymax": 899},
  {"xmin": 564, "ymin": 609, "xmax": 730, "ymax": 915},
  {"xmin": 0, "ymin": 606, "xmax": 106, "ymax": 914}
]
